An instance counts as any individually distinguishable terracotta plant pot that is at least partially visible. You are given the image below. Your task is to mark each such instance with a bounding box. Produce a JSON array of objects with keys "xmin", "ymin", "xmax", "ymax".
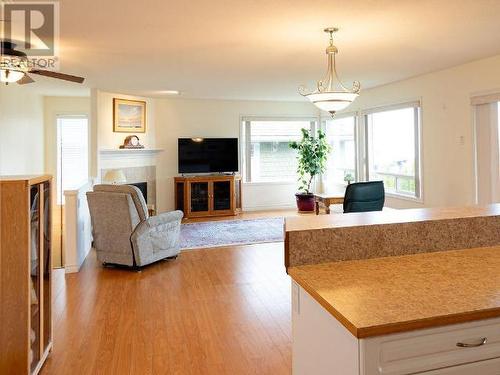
[{"xmin": 295, "ymin": 193, "xmax": 315, "ymax": 212}]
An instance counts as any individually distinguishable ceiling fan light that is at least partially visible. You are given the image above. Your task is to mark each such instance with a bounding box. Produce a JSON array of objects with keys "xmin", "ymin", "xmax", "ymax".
[{"xmin": 0, "ymin": 69, "xmax": 24, "ymax": 83}]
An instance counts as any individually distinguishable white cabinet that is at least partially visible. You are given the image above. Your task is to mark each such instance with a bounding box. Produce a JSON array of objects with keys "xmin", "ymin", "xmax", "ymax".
[
  {"xmin": 421, "ymin": 357, "xmax": 500, "ymax": 374},
  {"xmin": 292, "ymin": 281, "xmax": 500, "ymax": 375},
  {"xmin": 292, "ymin": 282, "xmax": 359, "ymax": 375}
]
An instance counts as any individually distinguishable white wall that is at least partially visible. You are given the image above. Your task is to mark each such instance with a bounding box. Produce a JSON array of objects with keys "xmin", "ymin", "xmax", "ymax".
[
  {"xmin": 344, "ymin": 54, "xmax": 500, "ymax": 208},
  {"xmin": 0, "ymin": 86, "xmax": 44, "ymax": 175},
  {"xmin": 63, "ymin": 180, "xmax": 93, "ymax": 273},
  {"xmin": 92, "ymin": 90, "xmax": 157, "ymax": 179},
  {"xmin": 154, "ymin": 98, "xmax": 319, "ymax": 212},
  {"xmin": 95, "ymin": 90, "xmax": 156, "ymax": 149}
]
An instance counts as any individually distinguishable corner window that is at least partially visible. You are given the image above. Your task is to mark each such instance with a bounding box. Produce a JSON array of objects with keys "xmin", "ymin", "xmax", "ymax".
[
  {"xmin": 365, "ymin": 104, "xmax": 421, "ymax": 198},
  {"xmin": 242, "ymin": 118, "xmax": 316, "ymax": 183}
]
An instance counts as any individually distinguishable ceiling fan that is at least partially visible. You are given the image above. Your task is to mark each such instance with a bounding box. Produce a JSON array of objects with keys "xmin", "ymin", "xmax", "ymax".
[{"xmin": 0, "ymin": 41, "xmax": 85, "ymax": 85}]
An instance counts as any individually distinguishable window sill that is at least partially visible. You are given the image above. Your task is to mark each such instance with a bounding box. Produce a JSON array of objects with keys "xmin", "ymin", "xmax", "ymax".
[
  {"xmin": 242, "ymin": 181, "xmax": 297, "ymax": 187},
  {"xmin": 385, "ymin": 192, "xmax": 424, "ymax": 203}
]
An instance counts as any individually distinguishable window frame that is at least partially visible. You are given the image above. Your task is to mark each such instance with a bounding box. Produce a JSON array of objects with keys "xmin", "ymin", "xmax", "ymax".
[
  {"xmin": 362, "ymin": 101, "xmax": 423, "ymax": 201},
  {"xmin": 321, "ymin": 111, "xmax": 359, "ymax": 187},
  {"xmin": 56, "ymin": 114, "xmax": 90, "ymax": 204},
  {"xmin": 238, "ymin": 101, "xmax": 423, "ymax": 202},
  {"xmin": 240, "ymin": 116, "xmax": 319, "ymax": 184}
]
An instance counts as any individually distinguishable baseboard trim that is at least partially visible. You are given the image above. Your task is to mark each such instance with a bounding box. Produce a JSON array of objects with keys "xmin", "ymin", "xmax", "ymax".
[
  {"xmin": 65, "ymin": 264, "xmax": 80, "ymax": 274},
  {"xmin": 64, "ymin": 246, "xmax": 92, "ymax": 274},
  {"xmin": 242, "ymin": 203, "xmax": 296, "ymax": 212}
]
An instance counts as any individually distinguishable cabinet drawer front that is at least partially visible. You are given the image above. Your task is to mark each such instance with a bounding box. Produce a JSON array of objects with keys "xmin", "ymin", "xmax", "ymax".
[
  {"xmin": 422, "ymin": 357, "xmax": 500, "ymax": 375},
  {"xmin": 361, "ymin": 317, "xmax": 500, "ymax": 375}
]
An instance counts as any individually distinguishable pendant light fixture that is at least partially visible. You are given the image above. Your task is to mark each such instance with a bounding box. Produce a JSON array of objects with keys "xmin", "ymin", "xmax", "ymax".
[{"xmin": 299, "ymin": 27, "xmax": 360, "ymax": 117}]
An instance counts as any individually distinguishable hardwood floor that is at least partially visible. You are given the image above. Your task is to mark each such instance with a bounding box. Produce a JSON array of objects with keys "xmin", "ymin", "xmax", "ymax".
[{"xmin": 41, "ymin": 222, "xmax": 293, "ymax": 374}]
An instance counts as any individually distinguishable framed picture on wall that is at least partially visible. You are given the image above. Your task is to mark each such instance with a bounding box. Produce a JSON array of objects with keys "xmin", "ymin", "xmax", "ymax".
[{"xmin": 113, "ymin": 98, "xmax": 146, "ymax": 133}]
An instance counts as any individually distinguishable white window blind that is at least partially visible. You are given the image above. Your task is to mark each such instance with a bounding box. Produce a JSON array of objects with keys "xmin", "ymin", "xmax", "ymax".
[{"xmin": 57, "ymin": 116, "xmax": 89, "ymax": 204}]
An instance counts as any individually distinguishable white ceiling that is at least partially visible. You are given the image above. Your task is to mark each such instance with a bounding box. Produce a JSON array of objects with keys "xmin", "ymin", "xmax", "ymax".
[{"xmin": 9, "ymin": 0, "xmax": 500, "ymax": 99}]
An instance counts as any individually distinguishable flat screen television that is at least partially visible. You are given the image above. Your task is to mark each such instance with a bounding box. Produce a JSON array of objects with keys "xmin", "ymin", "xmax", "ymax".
[{"xmin": 178, "ymin": 138, "xmax": 239, "ymax": 174}]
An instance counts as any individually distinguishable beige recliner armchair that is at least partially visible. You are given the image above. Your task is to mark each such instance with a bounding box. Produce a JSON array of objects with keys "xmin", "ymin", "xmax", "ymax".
[{"xmin": 87, "ymin": 184, "xmax": 183, "ymax": 269}]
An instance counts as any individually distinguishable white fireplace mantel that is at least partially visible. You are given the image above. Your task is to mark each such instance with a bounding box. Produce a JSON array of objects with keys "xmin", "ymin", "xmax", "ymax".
[
  {"xmin": 99, "ymin": 148, "xmax": 164, "ymax": 156},
  {"xmin": 99, "ymin": 148, "xmax": 164, "ymax": 170}
]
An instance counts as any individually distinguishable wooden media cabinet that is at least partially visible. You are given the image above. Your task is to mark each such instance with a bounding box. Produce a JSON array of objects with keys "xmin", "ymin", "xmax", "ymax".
[{"xmin": 174, "ymin": 175, "xmax": 242, "ymax": 219}]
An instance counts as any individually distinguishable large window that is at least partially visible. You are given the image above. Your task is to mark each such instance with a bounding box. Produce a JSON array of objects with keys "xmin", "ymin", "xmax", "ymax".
[
  {"xmin": 56, "ymin": 116, "xmax": 89, "ymax": 204},
  {"xmin": 242, "ymin": 119, "xmax": 315, "ymax": 183},
  {"xmin": 324, "ymin": 115, "xmax": 356, "ymax": 186},
  {"xmin": 365, "ymin": 104, "xmax": 421, "ymax": 198},
  {"xmin": 240, "ymin": 104, "xmax": 422, "ymax": 199}
]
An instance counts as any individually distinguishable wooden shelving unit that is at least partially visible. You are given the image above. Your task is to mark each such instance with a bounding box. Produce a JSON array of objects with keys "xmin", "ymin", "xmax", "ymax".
[{"xmin": 0, "ymin": 175, "xmax": 53, "ymax": 375}]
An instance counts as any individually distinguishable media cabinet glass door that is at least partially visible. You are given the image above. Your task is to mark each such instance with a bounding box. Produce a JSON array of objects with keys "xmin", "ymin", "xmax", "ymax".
[
  {"xmin": 212, "ymin": 180, "xmax": 234, "ymax": 214},
  {"xmin": 30, "ymin": 184, "xmax": 41, "ymax": 373},
  {"xmin": 188, "ymin": 181, "xmax": 210, "ymax": 216},
  {"xmin": 42, "ymin": 181, "xmax": 52, "ymax": 355},
  {"xmin": 185, "ymin": 179, "xmax": 235, "ymax": 217}
]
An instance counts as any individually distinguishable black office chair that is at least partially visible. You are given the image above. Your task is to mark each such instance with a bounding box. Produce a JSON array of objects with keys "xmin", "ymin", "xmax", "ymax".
[{"xmin": 343, "ymin": 181, "xmax": 385, "ymax": 213}]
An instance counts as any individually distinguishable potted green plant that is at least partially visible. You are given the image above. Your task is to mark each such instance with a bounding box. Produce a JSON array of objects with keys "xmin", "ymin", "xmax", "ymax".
[
  {"xmin": 289, "ymin": 128, "xmax": 331, "ymax": 212},
  {"xmin": 344, "ymin": 172, "xmax": 354, "ymax": 185}
]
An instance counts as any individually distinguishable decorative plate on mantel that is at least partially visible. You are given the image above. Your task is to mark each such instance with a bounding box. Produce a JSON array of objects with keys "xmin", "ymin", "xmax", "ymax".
[{"xmin": 119, "ymin": 135, "xmax": 144, "ymax": 149}]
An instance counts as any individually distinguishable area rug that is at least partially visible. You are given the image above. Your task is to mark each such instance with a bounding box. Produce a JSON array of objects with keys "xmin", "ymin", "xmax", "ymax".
[{"xmin": 179, "ymin": 217, "xmax": 285, "ymax": 250}]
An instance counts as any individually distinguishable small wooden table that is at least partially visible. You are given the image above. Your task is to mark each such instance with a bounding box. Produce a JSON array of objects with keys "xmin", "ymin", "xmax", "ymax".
[{"xmin": 314, "ymin": 189, "xmax": 346, "ymax": 215}]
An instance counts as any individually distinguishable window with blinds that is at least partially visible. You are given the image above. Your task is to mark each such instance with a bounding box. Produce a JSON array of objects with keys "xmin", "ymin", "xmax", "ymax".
[{"xmin": 56, "ymin": 116, "xmax": 89, "ymax": 204}]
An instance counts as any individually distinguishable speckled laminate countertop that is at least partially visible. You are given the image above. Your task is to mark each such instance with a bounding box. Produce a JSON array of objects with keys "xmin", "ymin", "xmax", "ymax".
[
  {"xmin": 285, "ymin": 204, "xmax": 500, "ymax": 232},
  {"xmin": 285, "ymin": 205, "xmax": 500, "ymax": 268},
  {"xmin": 289, "ymin": 246, "xmax": 500, "ymax": 338}
]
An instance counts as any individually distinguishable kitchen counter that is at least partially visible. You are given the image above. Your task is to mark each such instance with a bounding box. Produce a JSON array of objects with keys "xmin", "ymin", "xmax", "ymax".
[
  {"xmin": 289, "ymin": 246, "xmax": 500, "ymax": 338},
  {"xmin": 285, "ymin": 204, "xmax": 500, "ymax": 232},
  {"xmin": 285, "ymin": 204, "xmax": 500, "ymax": 268}
]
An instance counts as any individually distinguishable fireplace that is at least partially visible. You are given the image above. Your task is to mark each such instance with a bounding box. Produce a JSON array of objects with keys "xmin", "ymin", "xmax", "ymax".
[
  {"xmin": 100, "ymin": 165, "xmax": 156, "ymax": 208},
  {"xmin": 128, "ymin": 182, "xmax": 147, "ymax": 203}
]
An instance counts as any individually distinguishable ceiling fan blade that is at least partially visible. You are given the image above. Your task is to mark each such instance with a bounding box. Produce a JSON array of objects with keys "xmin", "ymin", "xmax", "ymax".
[
  {"xmin": 30, "ymin": 69, "xmax": 85, "ymax": 83},
  {"xmin": 17, "ymin": 74, "xmax": 35, "ymax": 85}
]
